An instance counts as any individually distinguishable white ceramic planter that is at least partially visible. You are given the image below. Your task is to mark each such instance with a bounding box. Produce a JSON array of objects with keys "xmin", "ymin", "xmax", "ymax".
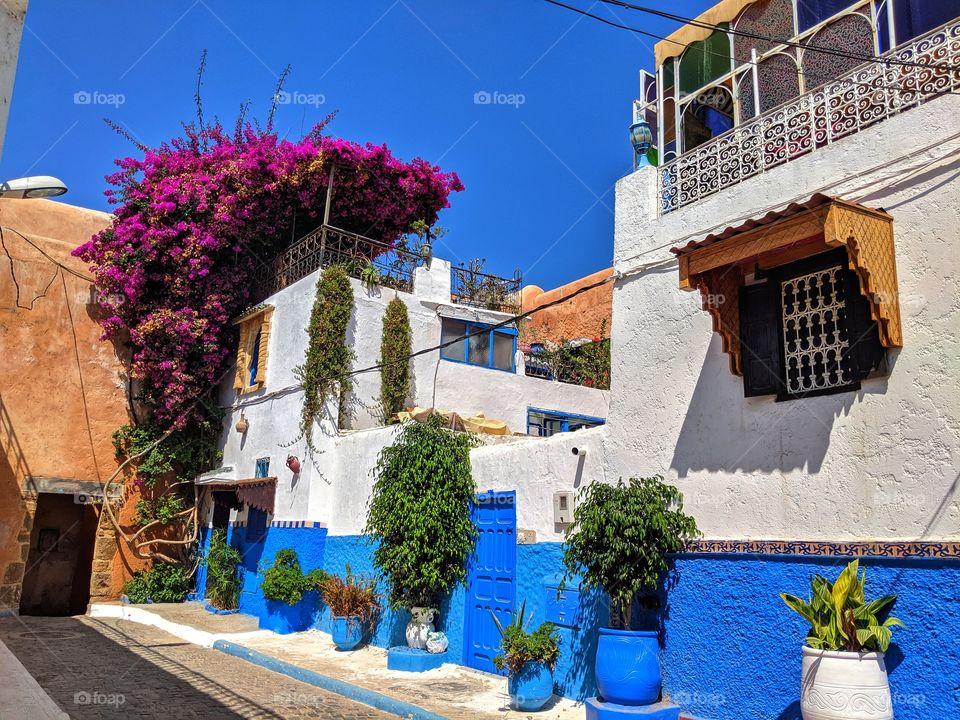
[
  {"xmin": 405, "ymin": 606, "xmax": 436, "ymax": 649},
  {"xmin": 800, "ymin": 646, "xmax": 893, "ymax": 720}
]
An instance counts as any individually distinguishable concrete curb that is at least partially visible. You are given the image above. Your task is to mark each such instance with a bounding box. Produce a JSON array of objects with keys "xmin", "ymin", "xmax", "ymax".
[
  {"xmin": 213, "ymin": 640, "xmax": 451, "ymax": 720},
  {"xmin": 87, "ymin": 603, "xmax": 271, "ymax": 648}
]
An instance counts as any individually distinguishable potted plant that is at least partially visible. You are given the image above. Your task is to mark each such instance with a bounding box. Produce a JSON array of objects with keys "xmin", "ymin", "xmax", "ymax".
[
  {"xmin": 364, "ymin": 415, "xmax": 478, "ymax": 648},
  {"xmin": 258, "ymin": 548, "xmax": 322, "ymax": 634},
  {"xmin": 320, "ymin": 565, "xmax": 380, "ymax": 651},
  {"xmin": 492, "ymin": 600, "xmax": 560, "ymax": 712},
  {"xmin": 562, "ymin": 476, "xmax": 698, "ymax": 706},
  {"xmin": 204, "ymin": 528, "xmax": 242, "ymax": 611},
  {"xmin": 781, "ymin": 559, "xmax": 904, "ymax": 720}
]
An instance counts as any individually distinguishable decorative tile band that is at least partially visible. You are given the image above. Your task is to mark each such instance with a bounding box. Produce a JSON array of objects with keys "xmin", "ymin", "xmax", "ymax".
[
  {"xmin": 683, "ymin": 539, "xmax": 960, "ymax": 559},
  {"xmin": 270, "ymin": 520, "xmax": 325, "ymax": 529}
]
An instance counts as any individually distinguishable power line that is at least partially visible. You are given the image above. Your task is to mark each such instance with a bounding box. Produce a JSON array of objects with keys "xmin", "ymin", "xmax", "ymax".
[
  {"xmin": 599, "ymin": 0, "xmax": 960, "ymax": 72},
  {"xmin": 543, "ymin": 0, "xmax": 960, "ymax": 101}
]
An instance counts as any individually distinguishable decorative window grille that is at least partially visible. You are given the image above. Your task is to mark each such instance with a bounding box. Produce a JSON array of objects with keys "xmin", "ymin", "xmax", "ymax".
[{"xmin": 780, "ymin": 265, "xmax": 852, "ymax": 395}]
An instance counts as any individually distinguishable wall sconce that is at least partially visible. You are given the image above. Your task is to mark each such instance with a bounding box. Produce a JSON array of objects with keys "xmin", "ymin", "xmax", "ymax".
[
  {"xmin": 235, "ymin": 413, "xmax": 249, "ymax": 434},
  {"xmin": 286, "ymin": 455, "xmax": 301, "ymax": 474},
  {"xmin": 629, "ymin": 118, "xmax": 653, "ymax": 168}
]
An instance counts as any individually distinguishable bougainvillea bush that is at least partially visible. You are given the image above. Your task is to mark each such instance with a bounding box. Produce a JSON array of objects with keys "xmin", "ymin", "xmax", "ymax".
[{"xmin": 74, "ymin": 119, "xmax": 462, "ymax": 430}]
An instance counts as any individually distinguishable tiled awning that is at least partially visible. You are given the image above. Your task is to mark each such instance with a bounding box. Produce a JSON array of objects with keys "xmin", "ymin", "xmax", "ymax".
[
  {"xmin": 196, "ymin": 475, "xmax": 277, "ymax": 514},
  {"xmin": 670, "ymin": 194, "xmax": 901, "ymax": 376}
]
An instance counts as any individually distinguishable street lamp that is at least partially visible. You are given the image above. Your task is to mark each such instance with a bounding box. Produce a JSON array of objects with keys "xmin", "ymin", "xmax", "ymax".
[
  {"xmin": 629, "ymin": 118, "xmax": 653, "ymax": 169},
  {"xmin": 0, "ymin": 175, "xmax": 68, "ymax": 199}
]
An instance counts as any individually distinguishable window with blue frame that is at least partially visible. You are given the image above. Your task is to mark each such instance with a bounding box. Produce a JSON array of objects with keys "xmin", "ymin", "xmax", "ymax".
[
  {"xmin": 440, "ymin": 318, "xmax": 517, "ymax": 372},
  {"xmin": 527, "ymin": 408, "xmax": 605, "ymax": 437},
  {"xmin": 254, "ymin": 457, "xmax": 270, "ymax": 478},
  {"xmin": 248, "ymin": 329, "xmax": 262, "ymax": 387}
]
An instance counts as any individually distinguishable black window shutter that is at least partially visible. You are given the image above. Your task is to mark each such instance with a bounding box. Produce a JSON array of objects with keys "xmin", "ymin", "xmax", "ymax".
[
  {"xmin": 843, "ymin": 269, "xmax": 885, "ymax": 380},
  {"xmin": 739, "ymin": 281, "xmax": 782, "ymax": 397}
]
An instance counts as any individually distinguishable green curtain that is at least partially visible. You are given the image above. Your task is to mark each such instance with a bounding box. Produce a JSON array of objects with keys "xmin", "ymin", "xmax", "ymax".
[{"xmin": 679, "ymin": 24, "xmax": 732, "ymax": 96}]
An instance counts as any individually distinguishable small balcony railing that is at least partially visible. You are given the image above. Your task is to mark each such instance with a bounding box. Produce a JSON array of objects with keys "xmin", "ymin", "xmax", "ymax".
[
  {"xmin": 254, "ymin": 225, "xmax": 423, "ymax": 298},
  {"xmin": 659, "ymin": 19, "xmax": 960, "ymax": 215},
  {"xmin": 451, "ymin": 264, "xmax": 522, "ymax": 314}
]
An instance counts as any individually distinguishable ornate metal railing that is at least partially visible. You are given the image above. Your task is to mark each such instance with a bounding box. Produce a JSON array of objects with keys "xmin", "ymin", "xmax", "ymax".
[
  {"xmin": 254, "ymin": 225, "xmax": 423, "ymax": 298},
  {"xmin": 659, "ymin": 20, "xmax": 960, "ymax": 214},
  {"xmin": 450, "ymin": 264, "xmax": 522, "ymax": 314}
]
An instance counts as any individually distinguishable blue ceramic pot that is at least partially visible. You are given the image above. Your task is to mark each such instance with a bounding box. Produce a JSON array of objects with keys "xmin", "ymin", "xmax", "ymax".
[
  {"xmin": 331, "ymin": 615, "xmax": 363, "ymax": 650},
  {"xmin": 595, "ymin": 628, "xmax": 661, "ymax": 705},
  {"xmin": 258, "ymin": 593, "xmax": 316, "ymax": 635},
  {"xmin": 508, "ymin": 661, "xmax": 554, "ymax": 711}
]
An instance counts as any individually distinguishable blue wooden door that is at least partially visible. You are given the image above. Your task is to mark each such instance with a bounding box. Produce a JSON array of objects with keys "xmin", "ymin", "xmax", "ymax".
[{"xmin": 464, "ymin": 490, "xmax": 517, "ymax": 674}]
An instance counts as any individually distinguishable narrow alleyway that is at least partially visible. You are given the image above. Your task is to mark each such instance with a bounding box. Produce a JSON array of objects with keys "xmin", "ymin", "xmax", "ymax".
[{"xmin": 0, "ymin": 616, "xmax": 392, "ymax": 719}]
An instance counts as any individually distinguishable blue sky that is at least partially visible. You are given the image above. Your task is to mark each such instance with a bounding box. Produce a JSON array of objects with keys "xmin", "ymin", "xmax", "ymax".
[{"xmin": 1, "ymin": 0, "xmax": 711, "ymax": 290}]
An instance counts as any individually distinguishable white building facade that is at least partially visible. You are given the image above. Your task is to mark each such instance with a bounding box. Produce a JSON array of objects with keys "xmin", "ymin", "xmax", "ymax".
[{"xmin": 196, "ymin": 4, "xmax": 960, "ymax": 716}]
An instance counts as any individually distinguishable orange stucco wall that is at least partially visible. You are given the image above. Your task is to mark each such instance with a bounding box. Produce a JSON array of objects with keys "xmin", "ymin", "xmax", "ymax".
[
  {"xmin": 0, "ymin": 198, "xmax": 137, "ymax": 607},
  {"xmin": 521, "ymin": 267, "xmax": 614, "ymax": 344}
]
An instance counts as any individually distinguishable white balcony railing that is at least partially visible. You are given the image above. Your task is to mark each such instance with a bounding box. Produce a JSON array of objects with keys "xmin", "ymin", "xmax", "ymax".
[{"xmin": 658, "ymin": 20, "xmax": 960, "ymax": 215}]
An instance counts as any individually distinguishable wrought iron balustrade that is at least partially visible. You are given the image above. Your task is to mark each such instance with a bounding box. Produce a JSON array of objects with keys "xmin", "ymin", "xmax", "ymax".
[
  {"xmin": 450, "ymin": 264, "xmax": 522, "ymax": 315},
  {"xmin": 253, "ymin": 225, "xmax": 423, "ymax": 298},
  {"xmin": 659, "ymin": 20, "xmax": 960, "ymax": 214}
]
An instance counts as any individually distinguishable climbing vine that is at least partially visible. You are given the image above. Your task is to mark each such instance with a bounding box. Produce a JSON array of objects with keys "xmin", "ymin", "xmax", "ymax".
[
  {"xmin": 364, "ymin": 415, "xmax": 478, "ymax": 609},
  {"xmin": 294, "ymin": 265, "xmax": 354, "ymax": 448},
  {"xmin": 379, "ymin": 297, "xmax": 411, "ymax": 421}
]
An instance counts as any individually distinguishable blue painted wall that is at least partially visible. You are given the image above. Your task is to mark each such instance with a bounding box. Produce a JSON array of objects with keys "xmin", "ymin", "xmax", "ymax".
[
  {"xmin": 661, "ymin": 553, "xmax": 960, "ymax": 720},
  {"xmin": 199, "ymin": 527, "xmax": 959, "ymax": 719}
]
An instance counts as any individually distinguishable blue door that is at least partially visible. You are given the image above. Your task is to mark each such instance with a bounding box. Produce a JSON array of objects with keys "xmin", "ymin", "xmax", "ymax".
[{"xmin": 464, "ymin": 490, "xmax": 517, "ymax": 674}]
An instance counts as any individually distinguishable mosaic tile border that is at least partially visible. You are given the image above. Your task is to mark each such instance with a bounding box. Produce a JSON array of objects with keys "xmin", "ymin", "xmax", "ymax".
[{"xmin": 683, "ymin": 539, "xmax": 960, "ymax": 559}]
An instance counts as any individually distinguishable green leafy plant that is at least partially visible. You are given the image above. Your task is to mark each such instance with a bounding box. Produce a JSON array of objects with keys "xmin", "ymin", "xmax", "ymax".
[
  {"xmin": 492, "ymin": 599, "xmax": 561, "ymax": 676},
  {"xmin": 260, "ymin": 548, "xmax": 317, "ymax": 606},
  {"xmin": 781, "ymin": 559, "xmax": 905, "ymax": 652},
  {"xmin": 562, "ymin": 476, "xmax": 699, "ymax": 629},
  {"xmin": 204, "ymin": 529, "xmax": 243, "ymax": 610},
  {"xmin": 525, "ymin": 321, "xmax": 611, "ymax": 390},
  {"xmin": 134, "ymin": 493, "xmax": 186, "ymax": 527},
  {"xmin": 365, "ymin": 415, "xmax": 478, "ymax": 609},
  {"xmin": 321, "ymin": 564, "xmax": 380, "ymax": 630},
  {"xmin": 123, "ymin": 563, "xmax": 190, "ymax": 603},
  {"xmin": 113, "ymin": 421, "xmax": 222, "ymax": 489},
  {"xmin": 294, "ymin": 265, "xmax": 355, "ymax": 444},
  {"xmin": 359, "ymin": 262, "xmax": 382, "ymax": 287},
  {"xmin": 379, "ymin": 297, "xmax": 411, "ymax": 421}
]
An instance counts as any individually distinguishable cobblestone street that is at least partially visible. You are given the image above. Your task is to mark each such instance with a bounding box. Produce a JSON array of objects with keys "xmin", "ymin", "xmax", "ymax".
[{"xmin": 0, "ymin": 615, "xmax": 392, "ymax": 719}]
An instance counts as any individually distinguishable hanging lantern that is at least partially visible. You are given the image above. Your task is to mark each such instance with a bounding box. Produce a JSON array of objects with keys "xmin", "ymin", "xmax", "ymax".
[
  {"xmin": 235, "ymin": 413, "xmax": 249, "ymax": 434},
  {"xmin": 629, "ymin": 118, "xmax": 653, "ymax": 168},
  {"xmin": 286, "ymin": 455, "xmax": 301, "ymax": 474}
]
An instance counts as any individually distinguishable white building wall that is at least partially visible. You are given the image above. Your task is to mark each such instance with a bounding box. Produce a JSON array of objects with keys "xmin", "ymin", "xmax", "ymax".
[
  {"xmin": 216, "ymin": 255, "xmax": 610, "ymax": 522},
  {"xmin": 602, "ymin": 93, "xmax": 960, "ymax": 542}
]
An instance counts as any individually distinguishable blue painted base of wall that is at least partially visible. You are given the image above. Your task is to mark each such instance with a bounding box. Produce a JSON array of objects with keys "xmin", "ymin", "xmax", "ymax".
[
  {"xmin": 387, "ymin": 647, "xmax": 448, "ymax": 672},
  {"xmin": 197, "ymin": 526, "xmax": 960, "ymax": 720},
  {"xmin": 213, "ymin": 640, "xmax": 448, "ymax": 720},
  {"xmin": 585, "ymin": 698, "xmax": 680, "ymax": 720}
]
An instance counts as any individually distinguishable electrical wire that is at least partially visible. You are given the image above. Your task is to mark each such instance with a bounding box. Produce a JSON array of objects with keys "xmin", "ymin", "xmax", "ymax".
[
  {"xmin": 598, "ymin": 0, "xmax": 960, "ymax": 72},
  {"xmin": 543, "ymin": 0, "xmax": 960, "ymax": 100}
]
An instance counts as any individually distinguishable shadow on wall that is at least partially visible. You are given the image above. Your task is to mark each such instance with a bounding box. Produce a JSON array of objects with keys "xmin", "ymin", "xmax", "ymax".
[{"xmin": 670, "ymin": 337, "xmax": 889, "ymax": 477}]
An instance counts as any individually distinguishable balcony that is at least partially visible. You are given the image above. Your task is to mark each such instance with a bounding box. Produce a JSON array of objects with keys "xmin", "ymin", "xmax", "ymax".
[
  {"xmin": 254, "ymin": 224, "xmax": 424, "ymax": 298},
  {"xmin": 655, "ymin": 19, "xmax": 959, "ymax": 215},
  {"xmin": 450, "ymin": 263, "xmax": 522, "ymax": 315}
]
